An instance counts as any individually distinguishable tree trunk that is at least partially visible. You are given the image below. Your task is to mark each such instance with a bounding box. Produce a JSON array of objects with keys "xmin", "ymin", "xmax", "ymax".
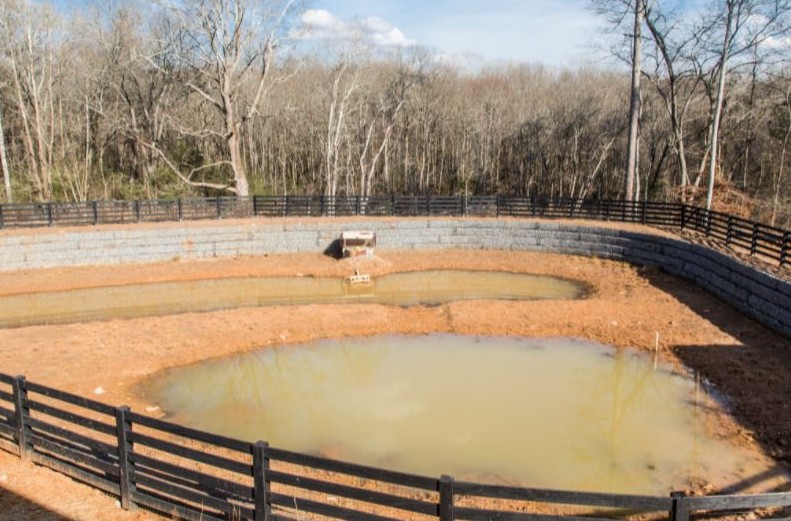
[
  {"xmin": 643, "ymin": 9, "xmax": 695, "ymax": 199},
  {"xmin": 772, "ymin": 95, "xmax": 791, "ymax": 226},
  {"xmin": 706, "ymin": 2, "xmax": 734, "ymax": 210},
  {"xmin": 222, "ymin": 67, "xmax": 249, "ymax": 197},
  {"xmin": 229, "ymin": 124, "xmax": 249, "ymax": 197},
  {"xmin": 676, "ymin": 125, "xmax": 690, "ymax": 189},
  {"xmin": 625, "ymin": 0, "xmax": 643, "ymax": 202},
  {"xmin": 0, "ymin": 102, "xmax": 12, "ymax": 203},
  {"xmin": 772, "ymin": 133, "xmax": 788, "ymax": 226}
]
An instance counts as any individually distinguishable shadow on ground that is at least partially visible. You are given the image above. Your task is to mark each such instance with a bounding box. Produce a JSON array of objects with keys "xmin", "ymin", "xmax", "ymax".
[
  {"xmin": 0, "ymin": 483, "xmax": 76, "ymax": 521},
  {"xmin": 639, "ymin": 268, "xmax": 791, "ymax": 469},
  {"xmin": 717, "ymin": 466, "xmax": 791, "ymax": 495}
]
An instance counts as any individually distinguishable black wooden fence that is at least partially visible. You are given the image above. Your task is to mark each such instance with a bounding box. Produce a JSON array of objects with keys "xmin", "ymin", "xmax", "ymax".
[
  {"xmin": 0, "ymin": 196, "xmax": 787, "ymax": 267},
  {"xmin": 1, "ymin": 373, "xmax": 790, "ymax": 521}
]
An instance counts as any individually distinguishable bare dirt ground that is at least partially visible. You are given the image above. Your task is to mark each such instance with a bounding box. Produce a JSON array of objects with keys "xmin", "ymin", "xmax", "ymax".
[{"xmin": 0, "ymin": 222, "xmax": 790, "ymax": 520}]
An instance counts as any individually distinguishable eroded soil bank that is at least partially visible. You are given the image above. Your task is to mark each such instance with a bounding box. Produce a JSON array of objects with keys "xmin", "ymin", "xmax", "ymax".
[{"xmin": 0, "ymin": 245, "xmax": 790, "ymax": 520}]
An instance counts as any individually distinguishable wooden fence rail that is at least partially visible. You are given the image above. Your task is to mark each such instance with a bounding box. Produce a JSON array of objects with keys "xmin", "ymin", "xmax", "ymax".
[
  {"xmin": 0, "ymin": 373, "xmax": 790, "ymax": 521},
  {"xmin": 0, "ymin": 196, "xmax": 788, "ymax": 267}
]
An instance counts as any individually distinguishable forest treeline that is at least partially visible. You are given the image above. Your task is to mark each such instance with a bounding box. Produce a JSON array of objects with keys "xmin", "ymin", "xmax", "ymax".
[{"xmin": 1, "ymin": 0, "xmax": 790, "ymax": 226}]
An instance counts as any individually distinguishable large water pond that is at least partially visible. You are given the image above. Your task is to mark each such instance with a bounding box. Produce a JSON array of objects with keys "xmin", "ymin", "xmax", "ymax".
[
  {"xmin": 0, "ymin": 270, "xmax": 587, "ymax": 328},
  {"xmin": 140, "ymin": 335, "xmax": 766, "ymax": 495}
]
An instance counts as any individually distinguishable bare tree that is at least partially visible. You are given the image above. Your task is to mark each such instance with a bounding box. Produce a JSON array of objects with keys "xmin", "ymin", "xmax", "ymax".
[
  {"xmin": 626, "ymin": 0, "xmax": 645, "ymax": 201},
  {"xmin": 766, "ymin": 74, "xmax": 791, "ymax": 224},
  {"xmin": 0, "ymin": 0, "xmax": 61, "ymax": 200},
  {"xmin": 642, "ymin": 2, "xmax": 705, "ymax": 195},
  {"xmin": 102, "ymin": 6, "xmax": 183, "ymax": 198},
  {"xmin": 700, "ymin": 0, "xmax": 791, "ymax": 209},
  {"xmin": 323, "ymin": 59, "xmax": 359, "ymax": 197},
  {"xmin": 590, "ymin": 0, "xmax": 647, "ymax": 201},
  {"xmin": 156, "ymin": 0, "xmax": 300, "ymax": 196},
  {"xmin": 0, "ymin": 99, "xmax": 11, "ymax": 202},
  {"xmin": 358, "ymin": 64, "xmax": 414, "ymax": 196}
]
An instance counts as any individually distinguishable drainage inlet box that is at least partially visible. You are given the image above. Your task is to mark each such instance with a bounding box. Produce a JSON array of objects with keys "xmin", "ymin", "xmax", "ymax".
[{"xmin": 341, "ymin": 231, "xmax": 376, "ymax": 258}]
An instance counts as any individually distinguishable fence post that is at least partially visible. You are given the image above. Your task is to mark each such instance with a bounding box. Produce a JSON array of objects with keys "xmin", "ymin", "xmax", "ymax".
[
  {"xmin": 134, "ymin": 200, "xmax": 141, "ymax": 223},
  {"xmin": 751, "ymin": 223, "xmax": 759, "ymax": 256},
  {"xmin": 177, "ymin": 199, "xmax": 183, "ymax": 221},
  {"xmin": 0, "ymin": 202, "xmax": 4, "ymax": 229},
  {"xmin": 605, "ymin": 199, "xmax": 611, "ymax": 221},
  {"xmin": 46, "ymin": 203, "xmax": 53, "ymax": 226},
  {"xmin": 641, "ymin": 201, "xmax": 647, "ymax": 224},
  {"xmin": 92, "ymin": 201, "xmax": 99, "ymax": 226},
  {"xmin": 726, "ymin": 215, "xmax": 734, "ymax": 245},
  {"xmin": 216, "ymin": 197, "xmax": 222, "ymax": 219},
  {"xmin": 391, "ymin": 195, "xmax": 396, "ymax": 216},
  {"xmin": 115, "ymin": 406, "xmax": 136, "ymax": 510},
  {"xmin": 781, "ymin": 232, "xmax": 789, "ymax": 267},
  {"xmin": 669, "ymin": 492, "xmax": 689, "ymax": 521},
  {"xmin": 439, "ymin": 475, "xmax": 455, "ymax": 521},
  {"xmin": 461, "ymin": 196, "xmax": 467, "ymax": 217},
  {"xmin": 12, "ymin": 376, "xmax": 31, "ymax": 462},
  {"xmin": 355, "ymin": 195, "xmax": 361, "ymax": 216},
  {"xmin": 705, "ymin": 210, "xmax": 712, "ymax": 237},
  {"xmin": 253, "ymin": 441, "xmax": 271, "ymax": 521},
  {"xmin": 680, "ymin": 205, "xmax": 687, "ymax": 230}
]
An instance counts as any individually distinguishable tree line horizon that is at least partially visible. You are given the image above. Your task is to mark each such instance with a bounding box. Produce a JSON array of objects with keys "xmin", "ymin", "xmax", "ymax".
[{"xmin": 1, "ymin": 0, "xmax": 790, "ymax": 227}]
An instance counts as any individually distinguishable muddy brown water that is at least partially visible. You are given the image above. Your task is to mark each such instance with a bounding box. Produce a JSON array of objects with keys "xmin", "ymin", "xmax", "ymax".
[
  {"xmin": 0, "ymin": 270, "xmax": 587, "ymax": 328},
  {"xmin": 140, "ymin": 335, "xmax": 771, "ymax": 495}
]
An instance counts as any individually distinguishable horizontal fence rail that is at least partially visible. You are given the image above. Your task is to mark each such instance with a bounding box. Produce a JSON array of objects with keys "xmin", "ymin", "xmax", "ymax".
[
  {"xmin": 0, "ymin": 196, "xmax": 787, "ymax": 268},
  {"xmin": 1, "ymin": 374, "xmax": 791, "ymax": 521}
]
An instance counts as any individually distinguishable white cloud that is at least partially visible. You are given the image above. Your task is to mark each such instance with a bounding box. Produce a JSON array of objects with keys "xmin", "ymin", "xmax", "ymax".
[
  {"xmin": 294, "ymin": 9, "xmax": 416, "ymax": 48},
  {"xmin": 301, "ymin": 9, "xmax": 340, "ymax": 30},
  {"xmin": 308, "ymin": 0, "xmax": 611, "ymax": 66},
  {"xmin": 363, "ymin": 16, "xmax": 415, "ymax": 47}
]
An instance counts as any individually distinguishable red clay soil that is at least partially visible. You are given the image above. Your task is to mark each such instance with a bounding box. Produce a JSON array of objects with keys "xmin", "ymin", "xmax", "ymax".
[{"xmin": 0, "ymin": 222, "xmax": 790, "ymax": 520}]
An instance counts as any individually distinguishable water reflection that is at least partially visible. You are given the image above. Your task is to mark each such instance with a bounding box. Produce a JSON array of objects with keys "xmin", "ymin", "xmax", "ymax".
[
  {"xmin": 0, "ymin": 270, "xmax": 587, "ymax": 328},
  {"xmin": 141, "ymin": 335, "xmax": 769, "ymax": 494}
]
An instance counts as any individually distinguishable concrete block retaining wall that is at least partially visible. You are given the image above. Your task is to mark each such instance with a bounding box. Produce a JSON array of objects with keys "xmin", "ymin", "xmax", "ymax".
[{"xmin": 1, "ymin": 218, "xmax": 789, "ymax": 338}]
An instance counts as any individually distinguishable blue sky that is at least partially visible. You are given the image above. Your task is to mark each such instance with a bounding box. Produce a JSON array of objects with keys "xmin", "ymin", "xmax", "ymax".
[
  {"xmin": 299, "ymin": 0, "xmax": 607, "ymax": 67},
  {"xmin": 50, "ymin": 0, "xmax": 610, "ymax": 68}
]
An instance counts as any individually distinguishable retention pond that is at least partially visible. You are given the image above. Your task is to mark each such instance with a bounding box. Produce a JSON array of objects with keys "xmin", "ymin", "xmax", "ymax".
[
  {"xmin": 140, "ymin": 335, "xmax": 769, "ymax": 495},
  {"xmin": 0, "ymin": 270, "xmax": 587, "ymax": 328}
]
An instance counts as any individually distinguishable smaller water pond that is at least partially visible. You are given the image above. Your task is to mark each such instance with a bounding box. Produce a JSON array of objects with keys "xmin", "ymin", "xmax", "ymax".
[
  {"xmin": 140, "ymin": 335, "xmax": 768, "ymax": 495},
  {"xmin": 0, "ymin": 270, "xmax": 587, "ymax": 328}
]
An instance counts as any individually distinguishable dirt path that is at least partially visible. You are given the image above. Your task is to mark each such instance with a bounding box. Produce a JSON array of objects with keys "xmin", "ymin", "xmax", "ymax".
[{"xmin": 0, "ymin": 244, "xmax": 790, "ymax": 520}]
